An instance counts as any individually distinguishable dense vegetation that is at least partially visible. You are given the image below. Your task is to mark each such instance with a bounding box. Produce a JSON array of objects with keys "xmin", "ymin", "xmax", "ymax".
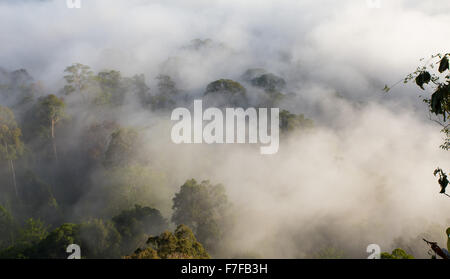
[
  {"xmin": 0, "ymin": 51, "xmax": 448, "ymax": 259},
  {"xmin": 0, "ymin": 63, "xmax": 312, "ymax": 259}
]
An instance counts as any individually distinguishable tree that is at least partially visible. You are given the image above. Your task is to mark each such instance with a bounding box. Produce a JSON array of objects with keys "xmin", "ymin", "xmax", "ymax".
[
  {"xmin": 204, "ymin": 79, "xmax": 248, "ymax": 107},
  {"xmin": 241, "ymin": 68, "xmax": 268, "ymax": 82},
  {"xmin": 63, "ymin": 63, "xmax": 94, "ymax": 102},
  {"xmin": 0, "ymin": 68, "xmax": 36, "ymax": 109},
  {"xmin": 95, "ymin": 70, "xmax": 124, "ymax": 106},
  {"xmin": 280, "ymin": 110, "xmax": 314, "ymax": 133},
  {"xmin": 17, "ymin": 218, "xmax": 49, "ymax": 246},
  {"xmin": 172, "ymin": 179, "xmax": 230, "ymax": 253},
  {"xmin": 0, "ymin": 205, "xmax": 16, "ymax": 249},
  {"xmin": 312, "ymin": 247, "xmax": 345, "ymax": 259},
  {"xmin": 250, "ymin": 73, "xmax": 286, "ymax": 92},
  {"xmin": 36, "ymin": 94, "xmax": 65, "ymax": 162},
  {"xmin": 99, "ymin": 165, "xmax": 169, "ymax": 214},
  {"xmin": 79, "ymin": 219, "xmax": 122, "ymax": 258},
  {"xmin": 123, "ymin": 74, "xmax": 151, "ymax": 107},
  {"xmin": 0, "ymin": 106, "xmax": 24, "ymax": 197},
  {"xmin": 112, "ymin": 204, "xmax": 168, "ymax": 254},
  {"xmin": 124, "ymin": 224, "xmax": 210, "ymax": 259},
  {"xmin": 1, "ymin": 223, "xmax": 80, "ymax": 259},
  {"xmin": 381, "ymin": 248, "xmax": 414, "ymax": 259},
  {"xmin": 31, "ymin": 223, "xmax": 81, "ymax": 258},
  {"xmin": 81, "ymin": 121, "xmax": 118, "ymax": 165},
  {"xmin": 20, "ymin": 171, "xmax": 59, "ymax": 222},
  {"xmin": 242, "ymin": 69, "xmax": 286, "ymax": 107},
  {"xmin": 150, "ymin": 75, "xmax": 179, "ymax": 110}
]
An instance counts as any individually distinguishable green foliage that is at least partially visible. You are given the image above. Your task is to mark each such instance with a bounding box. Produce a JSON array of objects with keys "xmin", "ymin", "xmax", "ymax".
[
  {"xmin": 0, "ymin": 209, "xmax": 166, "ymax": 259},
  {"xmin": 112, "ymin": 205, "xmax": 168, "ymax": 254},
  {"xmin": 99, "ymin": 165, "xmax": 169, "ymax": 215},
  {"xmin": 0, "ymin": 106, "xmax": 23, "ymax": 197},
  {"xmin": 204, "ymin": 79, "xmax": 248, "ymax": 107},
  {"xmin": 0, "ymin": 223, "xmax": 81, "ymax": 259},
  {"xmin": 124, "ymin": 74, "xmax": 151, "ymax": 106},
  {"xmin": 125, "ymin": 224, "xmax": 210, "ymax": 259},
  {"xmin": 150, "ymin": 75, "xmax": 179, "ymax": 110},
  {"xmin": 80, "ymin": 120, "xmax": 118, "ymax": 166},
  {"xmin": 63, "ymin": 63, "xmax": 94, "ymax": 99},
  {"xmin": 280, "ymin": 109, "xmax": 314, "ymax": 133},
  {"xmin": 17, "ymin": 218, "xmax": 49, "ymax": 246},
  {"xmin": 206, "ymin": 79, "xmax": 246, "ymax": 95},
  {"xmin": 390, "ymin": 54, "xmax": 450, "ymax": 201},
  {"xmin": 20, "ymin": 171, "xmax": 59, "ymax": 220},
  {"xmin": 242, "ymin": 68, "xmax": 268, "ymax": 81},
  {"xmin": 172, "ymin": 179, "xmax": 230, "ymax": 253},
  {"xmin": 380, "ymin": 248, "xmax": 414, "ymax": 259},
  {"xmin": 31, "ymin": 223, "xmax": 81, "ymax": 258},
  {"xmin": 94, "ymin": 70, "xmax": 125, "ymax": 106},
  {"xmin": 79, "ymin": 219, "xmax": 122, "ymax": 258},
  {"xmin": 0, "ymin": 68, "xmax": 36, "ymax": 108},
  {"xmin": 242, "ymin": 69, "xmax": 286, "ymax": 106},
  {"xmin": 250, "ymin": 73, "xmax": 286, "ymax": 92},
  {"xmin": 0, "ymin": 106, "xmax": 24, "ymax": 161},
  {"xmin": 0, "ymin": 205, "xmax": 16, "ymax": 249},
  {"xmin": 312, "ymin": 247, "xmax": 345, "ymax": 259},
  {"xmin": 37, "ymin": 95, "xmax": 65, "ymax": 128},
  {"xmin": 1, "ymin": 218, "xmax": 49, "ymax": 259}
]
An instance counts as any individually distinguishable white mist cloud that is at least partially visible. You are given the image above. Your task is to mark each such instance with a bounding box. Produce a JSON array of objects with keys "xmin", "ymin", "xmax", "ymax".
[{"xmin": 1, "ymin": 0, "xmax": 449, "ymax": 258}]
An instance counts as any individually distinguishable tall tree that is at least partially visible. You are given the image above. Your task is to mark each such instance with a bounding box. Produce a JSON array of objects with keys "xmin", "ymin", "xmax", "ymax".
[
  {"xmin": 125, "ymin": 224, "xmax": 210, "ymax": 259},
  {"xmin": 95, "ymin": 70, "xmax": 124, "ymax": 106},
  {"xmin": 122, "ymin": 74, "xmax": 151, "ymax": 107},
  {"xmin": 204, "ymin": 79, "xmax": 248, "ymax": 107},
  {"xmin": 79, "ymin": 219, "xmax": 122, "ymax": 259},
  {"xmin": 150, "ymin": 75, "xmax": 179, "ymax": 110},
  {"xmin": 0, "ymin": 106, "xmax": 24, "ymax": 197},
  {"xmin": 172, "ymin": 179, "xmax": 230, "ymax": 253},
  {"xmin": 63, "ymin": 63, "xmax": 94, "ymax": 102},
  {"xmin": 112, "ymin": 205, "xmax": 167, "ymax": 254},
  {"xmin": 36, "ymin": 95, "xmax": 65, "ymax": 162}
]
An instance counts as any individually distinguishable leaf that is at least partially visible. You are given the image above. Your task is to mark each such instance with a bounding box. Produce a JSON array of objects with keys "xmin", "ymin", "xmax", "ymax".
[
  {"xmin": 438, "ymin": 56, "xmax": 449, "ymax": 73},
  {"xmin": 430, "ymin": 84, "xmax": 448, "ymax": 117},
  {"xmin": 415, "ymin": 71, "xmax": 431, "ymax": 90}
]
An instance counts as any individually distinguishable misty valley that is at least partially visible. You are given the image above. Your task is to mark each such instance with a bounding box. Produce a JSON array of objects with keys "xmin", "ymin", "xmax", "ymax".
[{"xmin": 0, "ymin": 0, "xmax": 449, "ymax": 261}]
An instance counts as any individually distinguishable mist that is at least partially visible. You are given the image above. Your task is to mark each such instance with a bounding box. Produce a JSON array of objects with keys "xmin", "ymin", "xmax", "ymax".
[{"xmin": 0, "ymin": 0, "xmax": 449, "ymax": 258}]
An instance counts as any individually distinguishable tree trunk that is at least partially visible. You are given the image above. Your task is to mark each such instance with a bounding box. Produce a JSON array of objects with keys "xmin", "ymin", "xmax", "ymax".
[
  {"xmin": 51, "ymin": 118, "xmax": 58, "ymax": 162},
  {"xmin": 3, "ymin": 141, "xmax": 18, "ymax": 198},
  {"xmin": 9, "ymin": 159, "xmax": 18, "ymax": 198}
]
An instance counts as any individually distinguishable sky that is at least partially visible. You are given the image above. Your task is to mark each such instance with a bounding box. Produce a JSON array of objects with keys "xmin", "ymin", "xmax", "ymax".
[{"xmin": 0, "ymin": 0, "xmax": 448, "ymax": 91}]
